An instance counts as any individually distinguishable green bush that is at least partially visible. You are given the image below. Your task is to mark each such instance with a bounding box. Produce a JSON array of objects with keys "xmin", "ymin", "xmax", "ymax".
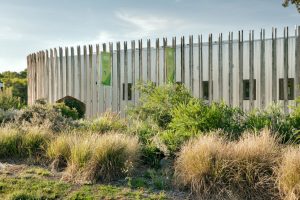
[
  {"xmin": 0, "ymin": 109, "xmax": 19, "ymax": 124},
  {"xmin": 141, "ymin": 142, "xmax": 165, "ymax": 168},
  {"xmin": 8, "ymin": 191, "xmax": 37, "ymax": 200},
  {"xmin": 16, "ymin": 103, "xmax": 74, "ymax": 133},
  {"xmin": 128, "ymin": 82, "xmax": 192, "ymax": 128},
  {"xmin": 170, "ymin": 99, "xmax": 244, "ymax": 136},
  {"xmin": 245, "ymin": 104, "xmax": 292, "ymax": 141},
  {"xmin": 159, "ymin": 99, "xmax": 244, "ymax": 155},
  {"xmin": 0, "ymin": 70, "xmax": 28, "ymax": 104},
  {"xmin": 0, "ymin": 89, "xmax": 23, "ymax": 111},
  {"xmin": 56, "ymin": 96, "xmax": 85, "ymax": 119},
  {"xmin": 53, "ymin": 103, "xmax": 79, "ymax": 120},
  {"xmin": 127, "ymin": 119, "xmax": 164, "ymax": 168}
]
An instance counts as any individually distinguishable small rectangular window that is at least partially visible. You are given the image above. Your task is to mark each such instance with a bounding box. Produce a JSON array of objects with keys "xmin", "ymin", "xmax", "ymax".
[
  {"xmin": 122, "ymin": 83, "xmax": 132, "ymax": 101},
  {"xmin": 202, "ymin": 81, "xmax": 212, "ymax": 100},
  {"xmin": 243, "ymin": 79, "xmax": 256, "ymax": 100},
  {"xmin": 279, "ymin": 78, "xmax": 294, "ymax": 100}
]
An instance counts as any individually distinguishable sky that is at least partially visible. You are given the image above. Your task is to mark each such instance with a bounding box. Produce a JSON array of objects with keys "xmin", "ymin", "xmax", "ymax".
[{"xmin": 0, "ymin": 0, "xmax": 299, "ymax": 72}]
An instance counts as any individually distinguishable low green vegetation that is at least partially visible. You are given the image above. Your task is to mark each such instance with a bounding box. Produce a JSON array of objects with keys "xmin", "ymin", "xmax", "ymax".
[
  {"xmin": 1, "ymin": 82, "xmax": 300, "ymax": 199},
  {"xmin": 0, "ymin": 165, "xmax": 167, "ymax": 200},
  {"xmin": 0, "ymin": 70, "xmax": 27, "ymax": 104}
]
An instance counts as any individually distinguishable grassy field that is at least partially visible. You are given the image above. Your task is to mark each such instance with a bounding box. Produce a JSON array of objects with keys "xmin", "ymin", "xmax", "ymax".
[
  {"xmin": 1, "ymin": 84, "xmax": 300, "ymax": 199},
  {"xmin": 0, "ymin": 162, "xmax": 184, "ymax": 200}
]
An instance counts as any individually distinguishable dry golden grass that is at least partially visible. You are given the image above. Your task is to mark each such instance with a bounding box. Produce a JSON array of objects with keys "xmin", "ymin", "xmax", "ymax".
[
  {"xmin": 277, "ymin": 147, "xmax": 300, "ymax": 200},
  {"xmin": 0, "ymin": 126, "xmax": 51, "ymax": 159},
  {"xmin": 175, "ymin": 129, "xmax": 280, "ymax": 200},
  {"xmin": 52, "ymin": 132, "xmax": 140, "ymax": 184}
]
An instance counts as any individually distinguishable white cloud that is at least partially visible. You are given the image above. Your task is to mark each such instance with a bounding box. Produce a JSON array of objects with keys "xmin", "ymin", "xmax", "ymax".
[
  {"xmin": 0, "ymin": 57, "xmax": 25, "ymax": 72},
  {"xmin": 114, "ymin": 10, "xmax": 186, "ymax": 37},
  {"xmin": 0, "ymin": 26, "xmax": 23, "ymax": 40}
]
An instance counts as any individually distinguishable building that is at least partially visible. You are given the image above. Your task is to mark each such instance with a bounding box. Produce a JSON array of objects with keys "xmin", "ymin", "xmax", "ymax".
[{"xmin": 27, "ymin": 26, "xmax": 300, "ymax": 118}]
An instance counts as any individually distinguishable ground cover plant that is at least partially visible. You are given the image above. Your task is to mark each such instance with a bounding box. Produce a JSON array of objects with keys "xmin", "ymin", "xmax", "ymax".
[{"xmin": 1, "ymin": 83, "xmax": 300, "ymax": 199}]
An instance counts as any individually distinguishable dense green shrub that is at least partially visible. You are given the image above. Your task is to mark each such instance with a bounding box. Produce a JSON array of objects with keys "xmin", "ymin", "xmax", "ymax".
[
  {"xmin": 127, "ymin": 119, "xmax": 164, "ymax": 168},
  {"xmin": 0, "ymin": 89, "xmax": 23, "ymax": 111},
  {"xmin": 170, "ymin": 99, "xmax": 244, "ymax": 136},
  {"xmin": 158, "ymin": 99, "xmax": 244, "ymax": 155},
  {"xmin": 16, "ymin": 103, "xmax": 74, "ymax": 132},
  {"xmin": 245, "ymin": 104, "xmax": 292, "ymax": 141},
  {"xmin": 0, "ymin": 109, "xmax": 19, "ymax": 124},
  {"xmin": 128, "ymin": 82, "xmax": 192, "ymax": 128},
  {"xmin": 56, "ymin": 96, "xmax": 85, "ymax": 119},
  {"xmin": 0, "ymin": 70, "xmax": 28, "ymax": 104},
  {"xmin": 53, "ymin": 103, "xmax": 79, "ymax": 120}
]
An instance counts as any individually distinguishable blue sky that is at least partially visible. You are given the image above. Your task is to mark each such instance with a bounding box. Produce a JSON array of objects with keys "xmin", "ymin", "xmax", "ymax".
[{"xmin": 0, "ymin": 0, "xmax": 299, "ymax": 72}]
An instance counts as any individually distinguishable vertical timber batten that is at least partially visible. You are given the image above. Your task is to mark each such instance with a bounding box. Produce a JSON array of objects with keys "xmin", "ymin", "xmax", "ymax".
[
  {"xmin": 163, "ymin": 38, "xmax": 167, "ymax": 83},
  {"xmin": 147, "ymin": 39, "xmax": 151, "ymax": 81},
  {"xmin": 249, "ymin": 30, "xmax": 255, "ymax": 110},
  {"xmin": 156, "ymin": 39, "xmax": 160, "ymax": 86},
  {"xmin": 284, "ymin": 27, "xmax": 289, "ymax": 113},
  {"xmin": 181, "ymin": 36, "xmax": 185, "ymax": 84},
  {"xmin": 65, "ymin": 47, "xmax": 70, "ymax": 96},
  {"xmin": 88, "ymin": 45, "xmax": 93, "ymax": 116},
  {"xmin": 238, "ymin": 31, "xmax": 244, "ymax": 109},
  {"xmin": 229, "ymin": 32, "xmax": 233, "ymax": 106},
  {"xmin": 199, "ymin": 35, "xmax": 203, "ymax": 99},
  {"xmin": 260, "ymin": 29, "xmax": 266, "ymax": 109},
  {"xmin": 124, "ymin": 41, "xmax": 128, "ymax": 117},
  {"xmin": 218, "ymin": 33, "xmax": 223, "ymax": 101},
  {"xmin": 189, "ymin": 35, "xmax": 194, "ymax": 93},
  {"xmin": 116, "ymin": 42, "xmax": 121, "ymax": 113},
  {"xmin": 272, "ymin": 28, "xmax": 277, "ymax": 103},
  {"xmin": 131, "ymin": 41, "xmax": 136, "ymax": 105},
  {"xmin": 208, "ymin": 34, "xmax": 213, "ymax": 104},
  {"xmin": 295, "ymin": 26, "xmax": 300, "ymax": 102}
]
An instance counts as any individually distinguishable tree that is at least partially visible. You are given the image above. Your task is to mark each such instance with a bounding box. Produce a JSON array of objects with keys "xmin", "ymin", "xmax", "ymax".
[
  {"xmin": 283, "ymin": 0, "xmax": 300, "ymax": 12},
  {"xmin": 0, "ymin": 70, "xmax": 27, "ymax": 104}
]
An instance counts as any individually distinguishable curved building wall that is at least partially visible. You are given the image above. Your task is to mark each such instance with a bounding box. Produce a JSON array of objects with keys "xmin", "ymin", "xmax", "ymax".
[{"xmin": 27, "ymin": 27, "xmax": 300, "ymax": 118}]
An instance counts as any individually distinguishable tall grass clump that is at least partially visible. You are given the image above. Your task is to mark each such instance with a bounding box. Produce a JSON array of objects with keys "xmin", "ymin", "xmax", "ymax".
[
  {"xmin": 277, "ymin": 147, "xmax": 300, "ymax": 200},
  {"xmin": 21, "ymin": 127, "xmax": 51, "ymax": 158},
  {"xmin": 78, "ymin": 112, "xmax": 127, "ymax": 134},
  {"xmin": 57, "ymin": 133, "xmax": 139, "ymax": 183},
  {"xmin": 47, "ymin": 135, "xmax": 72, "ymax": 171},
  {"xmin": 175, "ymin": 129, "xmax": 280, "ymax": 200},
  {"xmin": 83, "ymin": 133, "xmax": 139, "ymax": 182},
  {"xmin": 0, "ymin": 127, "xmax": 22, "ymax": 158},
  {"xmin": 0, "ymin": 126, "xmax": 51, "ymax": 160},
  {"xmin": 175, "ymin": 133, "xmax": 228, "ymax": 198}
]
